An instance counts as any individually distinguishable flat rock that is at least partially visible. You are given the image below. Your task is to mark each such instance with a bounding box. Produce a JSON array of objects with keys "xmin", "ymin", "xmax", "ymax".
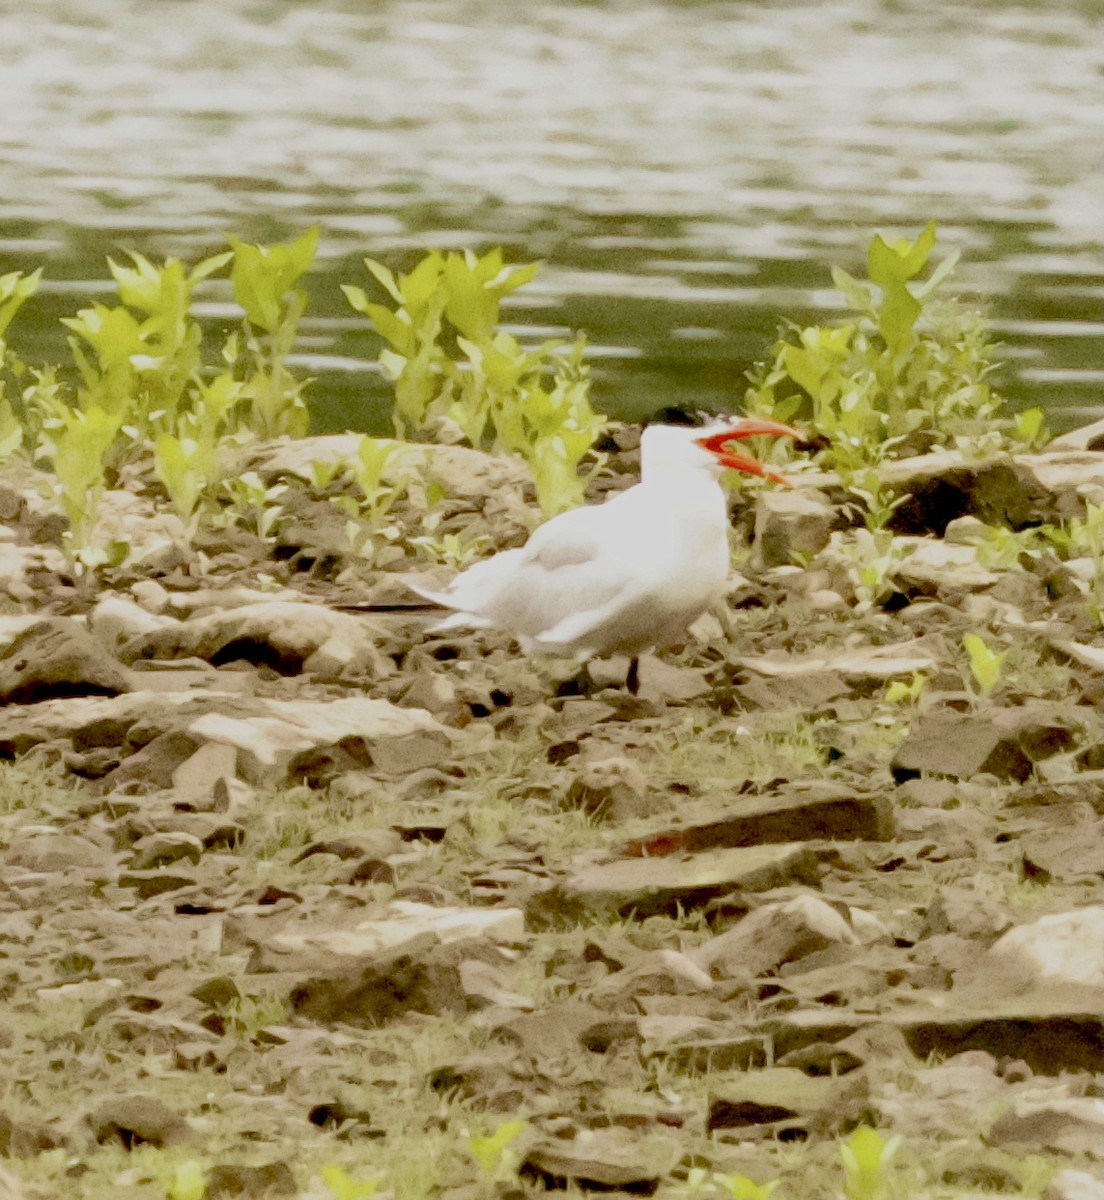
[
  {"xmin": 956, "ymin": 908, "xmax": 1104, "ymax": 998},
  {"xmin": 1046, "ymin": 1169, "xmax": 1104, "ymax": 1200},
  {"xmin": 250, "ymin": 901, "xmax": 525, "ymax": 973},
  {"xmin": 706, "ymin": 1066, "xmax": 868, "ymax": 1137},
  {"xmin": 759, "ymin": 994, "xmax": 1102, "ymax": 1076},
  {"xmin": 736, "ymin": 638, "xmax": 938, "ymax": 686},
  {"xmin": 205, "ymin": 1162, "xmax": 297, "ymax": 1197},
  {"xmin": 0, "ymin": 690, "xmax": 235, "ymax": 759},
  {"xmin": 522, "ymin": 1127, "xmax": 678, "ymax": 1191},
  {"xmin": 0, "ymin": 618, "xmax": 131, "ymax": 704},
  {"xmin": 753, "ymin": 487, "xmax": 835, "ymax": 569},
  {"xmin": 622, "ymin": 784, "xmax": 893, "ymax": 857},
  {"xmin": 89, "ymin": 595, "xmax": 177, "ymax": 655},
  {"xmin": 126, "ymin": 600, "xmax": 390, "ymax": 678},
  {"xmin": 693, "ymin": 894, "xmax": 859, "ymax": 981},
  {"xmin": 870, "ymin": 451, "xmax": 1085, "ymax": 534},
  {"xmin": 892, "ymin": 710, "xmax": 1033, "ymax": 782},
  {"xmin": 5, "ymin": 832, "xmax": 115, "ymax": 873},
  {"xmin": 1049, "ymin": 417, "xmax": 1104, "ymax": 453},
  {"xmin": 988, "ymin": 1097, "xmax": 1104, "ymax": 1158},
  {"xmin": 251, "ymin": 433, "xmax": 531, "ymax": 499},
  {"xmin": 538, "ymin": 843, "xmax": 820, "ymax": 920},
  {"xmin": 187, "ymin": 695, "xmax": 458, "ymax": 785},
  {"xmin": 288, "ymin": 933, "xmax": 472, "ymax": 1025},
  {"xmin": 89, "ymin": 1093, "xmax": 192, "ymax": 1147}
]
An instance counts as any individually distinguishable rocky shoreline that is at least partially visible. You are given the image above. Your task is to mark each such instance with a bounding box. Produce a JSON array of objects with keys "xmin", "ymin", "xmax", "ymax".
[{"xmin": 0, "ymin": 421, "xmax": 1101, "ymax": 1199}]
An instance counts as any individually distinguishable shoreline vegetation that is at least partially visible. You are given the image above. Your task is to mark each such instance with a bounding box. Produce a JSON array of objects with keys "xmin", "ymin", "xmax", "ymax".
[{"xmin": 0, "ymin": 227, "xmax": 1101, "ymax": 1199}]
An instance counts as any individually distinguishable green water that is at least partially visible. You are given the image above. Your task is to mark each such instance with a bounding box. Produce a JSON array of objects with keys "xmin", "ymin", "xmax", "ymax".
[{"xmin": 1, "ymin": 0, "xmax": 1101, "ymax": 433}]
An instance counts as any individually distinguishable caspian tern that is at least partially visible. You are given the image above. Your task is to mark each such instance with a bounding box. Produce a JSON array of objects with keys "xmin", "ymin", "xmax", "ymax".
[{"xmin": 409, "ymin": 417, "xmax": 799, "ymax": 692}]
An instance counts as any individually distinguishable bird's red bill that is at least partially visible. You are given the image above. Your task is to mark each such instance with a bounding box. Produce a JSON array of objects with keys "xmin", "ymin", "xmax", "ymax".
[{"xmin": 695, "ymin": 419, "xmax": 801, "ymax": 486}]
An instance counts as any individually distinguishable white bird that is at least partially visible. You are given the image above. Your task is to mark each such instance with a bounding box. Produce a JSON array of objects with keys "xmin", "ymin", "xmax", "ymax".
[{"xmin": 408, "ymin": 417, "xmax": 800, "ymax": 692}]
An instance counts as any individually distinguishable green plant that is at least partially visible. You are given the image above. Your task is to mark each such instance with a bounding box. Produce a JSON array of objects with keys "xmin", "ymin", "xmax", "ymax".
[
  {"xmin": 467, "ymin": 1118, "xmax": 527, "ymax": 1184},
  {"xmin": 0, "ymin": 268, "xmax": 43, "ymax": 450},
  {"xmin": 885, "ymin": 672, "xmax": 929, "ymax": 705},
  {"xmin": 217, "ymin": 470, "xmax": 289, "ymax": 542},
  {"xmin": 167, "ymin": 1160, "xmax": 207, "ymax": 1200},
  {"xmin": 50, "ymin": 402, "xmax": 126, "ymax": 566},
  {"xmin": 409, "ymin": 526, "xmax": 494, "ymax": 569},
  {"xmin": 745, "ymin": 223, "xmax": 1025, "ymax": 523},
  {"xmin": 321, "ymin": 1164, "xmax": 382, "ymax": 1200},
  {"xmin": 345, "ymin": 248, "xmax": 607, "ymax": 514},
  {"xmin": 839, "ymin": 1126, "xmax": 901, "ymax": 1200},
  {"xmin": 836, "ymin": 528, "xmax": 905, "ymax": 608},
  {"xmin": 1044, "ymin": 501, "xmax": 1104, "ymax": 627},
  {"xmin": 712, "ymin": 1171, "xmax": 781, "ymax": 1200},
  {"xmin": 227, "ymin": 226, "xmax": 318, "ymax": 438},
  {"xmin": 962, "ymin": 632, "xmax": 1007, "ymax": 698},
  {"xmin": 61, "ymin": 249, "xmax": 232, "ymax": 445},
  {"xmin": 327, "ymin": 435, "xmax": 411, "ymax": 565}
]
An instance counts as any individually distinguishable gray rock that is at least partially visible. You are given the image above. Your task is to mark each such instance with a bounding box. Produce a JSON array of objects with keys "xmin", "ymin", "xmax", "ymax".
[
  {"xmin": 185, "ymin": 695, "xmax": 460, "ymax": 786},
  {"xmin": 128, "ymin": 831, "xmax": 204, "ymax": 870},
  {"xmin": 988, "ymin": 1096, "xmax": 1104, "ymax": 1159},
  {"xmin": 540, "ymin": 843, "xmax": 820, "ymax": 921},
  {"xmin": 206, "ymin": 1162, "xmax": 296, "ymax": 1198},
  {"xmin": 706, "ymin": 1066, "xmax": 868, "ymax": 1137},
  {"xmin": 89, "ymin": 595, "xmax": 176, "ymax": 656},
  {"xmin": 0, "ymin": 618, "xmax": 131, "ymax": 704},
  {"xmin": 892, "ymin": 711, "xmax": 1033, "ymax": 783},
  {"xmin": 118, "ymin": 868, "xmax": 197, "ymax": 899},
  {"xmin": 736, "ymin": 637, "xmax": 938, "ymax": 687},
  {"xmin": 623, "ymin": 783, "xmax": 892, "ymax": 856},
  {"xmin": 5, "ymin": 833, "xmax": 115, "ymax": 873},
  {"xmin": 963, "ymin": 908, "xmax": 1104, "ymax": 997},
  {"xmin": 1049, "ymin": 417, "xmax": 1104, "ymax": 453},
  {"xmin": 126, "ymin": 600, "xmax": 390, "ymax": 678},
  {"xmin": 522, "ymin": 1128, "xmax": 677, "ymax": 1191},
  {"xmin": 171, "ymin": 741, "xmax": 241, "ymax": 808},
  {"xmin": 288, "ymin": 933, "xmax": 470, "ymax": 1025},
  {"xmin": 694, "ymin": 894, "xmax": 859, "ymax": 980},
  {"xmin": 564, "ymin": 755, "xmax": 650, "ymax": 821},
  {"xmin": 753, "ymin": 487, "xmax": 835, "ymax": 569},
  {"xmin": 250, "ymin": 901, "xmax": 525, "ymax": 973},
  {"xmin": 1046, "ymin": 1169, "xmax": 1104, "ymax": 1200},
  {"xmin": 90, "ymin": 1093, "xmax": 192, "ymax": 1147}
]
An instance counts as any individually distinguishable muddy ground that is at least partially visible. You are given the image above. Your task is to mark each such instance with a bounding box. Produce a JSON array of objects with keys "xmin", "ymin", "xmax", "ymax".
[{"xmin": 0, "ymin": 425, "xmax": 1102, "ymax": 1200}]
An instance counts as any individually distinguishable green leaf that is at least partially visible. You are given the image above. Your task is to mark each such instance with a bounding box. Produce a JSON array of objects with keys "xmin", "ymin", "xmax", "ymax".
[
  {"xmin": 169, "ymin": 1159, "xmax": 207, "ymax": 1200},
  {"xmin": 831, "ymin": 265, "xmax": 875, "ymax": 314},
  {"xmin": 227, "ymin": 228, "xmax": 318, "ymax": 333},
  {"xmin": 868, "ymin": 221, "xmax": 937, "ymax": 288},
  {"xmin": 362, "ymin": 258, "xmax": 404, "ymax": 304},
  {"xmin": 0, "ymin": 397, "xmax": 24, "ymax": 458},
  {"xmin": 0, "ymin": 268, "xmax": 43, "ymax": 338},
  {"xmin": 362, "ymin": 301, "xmax": 415, "ymax": 355},
  {"xmin": 963, "ymin": 632, "xmax": 1006, "ymax": 696},
  {"xmin": 468, "ymin": 1119, "xmax": 526, "ymax": 1178},
  {"xmin": 913, "ymin": 249, "xmax": 960, "ymax": 299},
  {"xmin": 877, "ymin": 281, "xmax": 921, "ymax": 348},
  {"xmin": 400, "ymin": 251, "xmax": 446, "ymax": 315},
  {"xmin": 189, "ymin": 249, "xmax": 234, "ymax": 285},
  {"xmin": 781, "ymin": 343, "xmax": 829, "ymax": 399},
  {"xmin": 1013, "ymin": 406, "xmax": 1048, "ymax": 447},
  {"xmin": 713, "ymin": 1174, "xmax": 780, "ymax": 1200}
]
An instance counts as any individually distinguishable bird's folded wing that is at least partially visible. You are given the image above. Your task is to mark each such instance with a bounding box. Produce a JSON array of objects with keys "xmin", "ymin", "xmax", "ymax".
[
  {"xmin": 523, "ymin": 507, "xmax": 608, "ymax": 571},
  {"xmin": 530, "ymin": 577, "xmax": 633, "ymax": 650}
]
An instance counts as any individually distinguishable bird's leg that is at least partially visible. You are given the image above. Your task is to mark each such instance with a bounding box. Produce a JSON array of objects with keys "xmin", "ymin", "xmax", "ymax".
[{"xmin": 626, "ymin": 656, "xmax": 640, "ymax": 696}]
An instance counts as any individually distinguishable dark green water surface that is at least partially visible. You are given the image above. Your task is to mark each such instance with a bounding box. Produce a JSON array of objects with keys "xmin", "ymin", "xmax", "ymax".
[{"xmin": 2, "ymin": 0, "xmax": 1101, "ymax": 432}]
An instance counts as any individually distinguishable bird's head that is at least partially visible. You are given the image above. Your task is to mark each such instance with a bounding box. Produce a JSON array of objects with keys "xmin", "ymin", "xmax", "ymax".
[{"xmin": 640, "ymin": 417, "xmax": 801, "ymax": 485}]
